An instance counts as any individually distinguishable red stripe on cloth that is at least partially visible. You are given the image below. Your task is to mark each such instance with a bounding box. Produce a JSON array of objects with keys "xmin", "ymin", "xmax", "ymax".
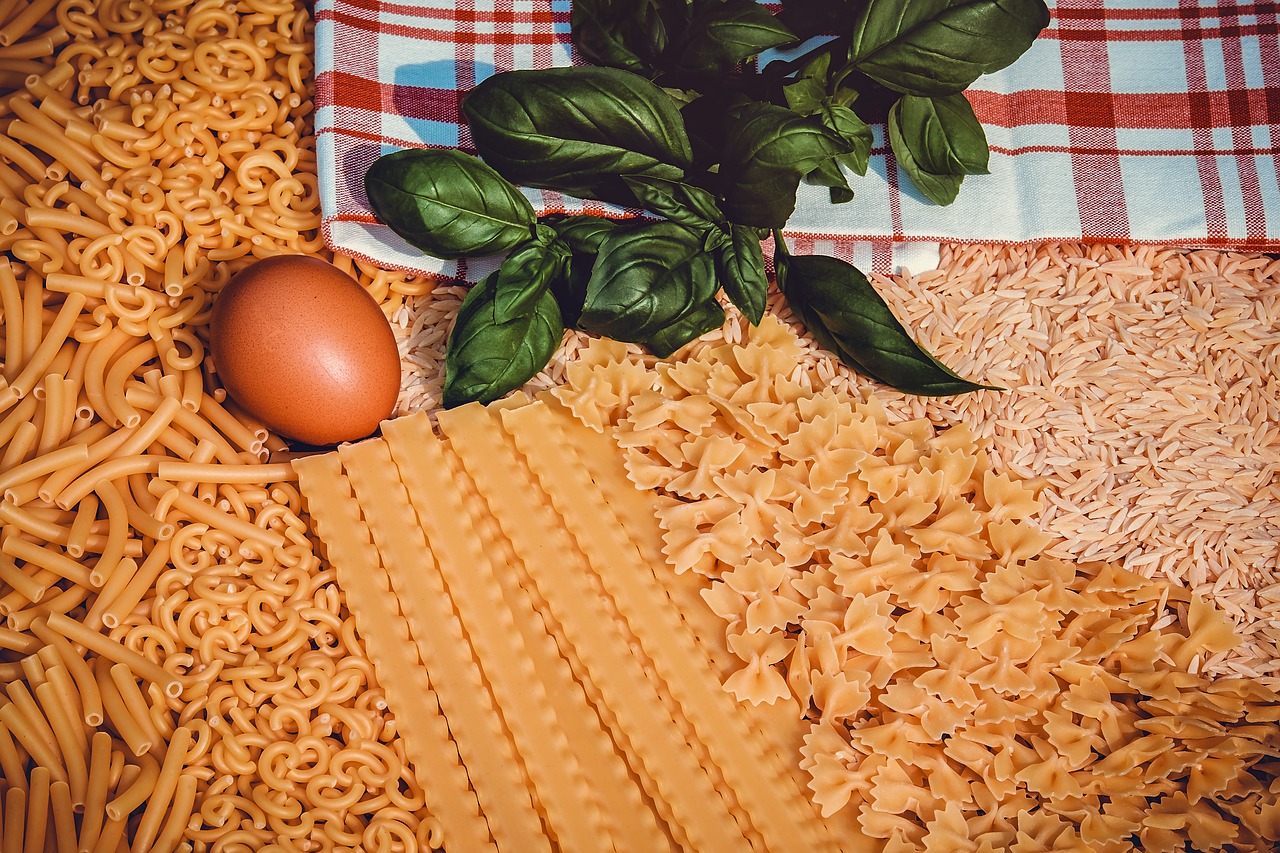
[
  {"xmin": 318, "ymin": 9, "xmax": 460, "ymax": 42},
  {"xmin": 332, "ymin": 12, "xmax": 380, "ymax": 80},
  {"xmin": 324, "ymin": 72, "xmax": 467, "ymax": 124},
  {"xmin": 530, "ymin": 1, "xmax": 563, "ymax": 69},
  {"xmin": 1220, "ymin": 5, "xmax": 1269, "ymax": 241},
  {"xmin": 1058, "ymin": 0, "xmax": 1130, "ymax": 241},
  {"xmin": 1264, "ymin": 14, "xmax": 1280, "ymax": 114},
  {"xmin": 317, "ymin": 8, "xmax": 568, "ymax": 44},
  {"xmin": 320, "ymin": 71, "xmax": 381, "ymax": 115},
  {"xmin": 1054, "ymin": 2, "xmax": 1280, "ymax": 21},
  {"xmin": 782, "ymin": 137, "xmax": 1275, "ymax": 159},
  {"xmin": 319, "ymin": 2, "xmax": 1276, "ymax": 44},
  {"xmin": 456, "ymin": 0, "xmax": 478, "ymax": 149},
  {"xmin": 989, "ymin": 143, "xmax": 1280, "ymax": 157},
  {"xmin": 1047, "ymin": 22, "xmax": 1280, "ymax": 41},
  {"xmin": 885, "ymin": 149, "xmax": 905, "ymax": 265},
  {"xmin": 329, "ymin": 0, "xmax": 571, "ymax": 24},
  {"xmin": 1255, "ymin": 1, "xmax": 1280, "ymax": 241},
  {"xmin": 969, "ymin": 88, "xmax": 1280, "ymax": 131},
  {"xmin": 324, "ymin": 7, "xmax": 385, "ymax": 149},
  {"xmin": 489, "ymin": 0, "xmax": 516, "ymax": 79},
  {"xmin": 1181, "ymin": 0, "xmax": 1230, "ymax": 242}
]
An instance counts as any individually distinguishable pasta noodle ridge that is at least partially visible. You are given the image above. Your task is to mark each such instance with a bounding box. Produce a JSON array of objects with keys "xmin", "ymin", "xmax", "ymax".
[
  {"xmin": 434, "ymin": 402, "xmax": 673, "ymax": 853},
  {"xmin": 292, "ymin": 451, "xmax": 484, "ymax": 852},
  {"xmin": 336, "ymin": 430, "xmax": 549, "ymax": 853}
]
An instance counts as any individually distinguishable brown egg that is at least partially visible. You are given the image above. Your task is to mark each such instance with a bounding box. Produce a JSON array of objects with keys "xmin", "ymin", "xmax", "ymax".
[{"xmin": 210, "ymin": 255, "xmax": 400, "ymax": 446}]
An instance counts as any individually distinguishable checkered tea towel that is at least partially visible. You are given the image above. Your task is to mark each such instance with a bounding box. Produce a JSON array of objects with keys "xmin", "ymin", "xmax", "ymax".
[{"xmin": 314, "ymin": 0, "xmax": 1280, "ymax": 280}]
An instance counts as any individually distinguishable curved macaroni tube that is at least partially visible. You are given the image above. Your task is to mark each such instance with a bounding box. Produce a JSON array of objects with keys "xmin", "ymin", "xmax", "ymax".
[
  {"xmin": 9, "ymin": 291, "xmax": 86, "ymax": 398},
  {"xmin": 103, "ymin": 749, "xmax": 158, "ymax": 818},
  {"xmin": 34, "ymin": 673, "xmax": 88, "ymax": 808}
]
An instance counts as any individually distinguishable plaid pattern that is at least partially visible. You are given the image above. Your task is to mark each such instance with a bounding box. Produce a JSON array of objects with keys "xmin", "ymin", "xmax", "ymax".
[{"xmin": 315, "ymin": 0, "xmax": 1280, "ymax": 280}]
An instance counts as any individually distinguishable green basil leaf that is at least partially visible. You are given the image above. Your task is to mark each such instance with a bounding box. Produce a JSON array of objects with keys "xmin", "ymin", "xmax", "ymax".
[
  {"xmin": 847, "ymin": 0, "xmax": 1050, "ymax": 96},
  {"xmin": 680, "ymin": 93, "xmax": 738, "ymax": 173},
  {"xmin": 888, "ymin": 93, "xmax": 988, "ymax": 204},
  {"xmin": 661, "ymin": 86, "xmax": 703, "ymax": 109},
  {"xmin": 818, "ymin": 102, "xmax": 874, "ymax": 176},
  {"xmin": 719, "ymin": 101, "xmax": 852, "ymax": 228},
  {"xmin": 443, "ymin": 272, "xmax": 564, "ymax": 408},
  {"xmin": 462, "ymin": 67, "xmax": 694, "ymax": 205},
  {"xmin": 714, "ymin": 224, "xmax": 768, "ymax": 324},
  {"xmin": 889, "ymin": 133, "xmax": 962, "ymax": 205},
  {"xmin": 646, "ymin": 299, "xmax": 727, "ymax": 357},
  {"xmin": 776, "ymin": 47, "xmax": 834, "ymax": 112},
  {"xmin": 776, "ymin": 251, "xmax": 995, "ymax": 395},
  {"xmin": 364, "ymin": 148, "xmax": 534, "ymax": 259},
  {"xmin": 622, "ymin": 175, "xmax": 728, "ymax": 234},
  {"xmin": 542, "ymin": 214, "xmax": 622, "ymax": 327},
  {"xmin": 797, "ymin": 47, "xmax": 833, "ymax": 86},
  {"xmin": 579, "ymin": 220, "xmax": 718, "ymax": 344},
  {"xmin": 803, "ymin": 158, "xmax": 856, "ymax": 204},
  {"xmin": 776, "ymin": 0, "xmax": 866, "ymax": 38},
  {"xmin": 493, "ymin": 224, "xmax": 572, "ymax": 323},
  {"xmin": 782, "ymin": 77, "xmax": 827, "ymax": 114},
  {"xmin": 669, "ymin": 0, "xmax": 798, "ymax": 77},
  {"xmin": 543, "ymin": 213, "xmax": 620, "ymax": 255},
  {"xmin": 572, "ymin": 0, "xmax": 673, "ymax": 74}
]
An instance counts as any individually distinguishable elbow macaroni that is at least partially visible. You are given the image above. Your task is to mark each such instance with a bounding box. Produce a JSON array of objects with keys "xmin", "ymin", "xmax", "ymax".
[{"xmin": 0, "ymin": 0, "xmax": 441, "ymax": 849}]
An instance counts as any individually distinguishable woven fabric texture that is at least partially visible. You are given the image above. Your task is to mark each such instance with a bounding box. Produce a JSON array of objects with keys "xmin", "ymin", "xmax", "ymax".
[{"xmin": 315, "ymin": 0, "xmax": 1280, "ymax": 279}]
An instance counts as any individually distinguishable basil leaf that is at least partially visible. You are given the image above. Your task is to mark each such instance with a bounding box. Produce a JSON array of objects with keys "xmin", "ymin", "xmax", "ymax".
[
  {"xmin": 782, "ymin": 85, "xmax": 871, "ymax": 204},
  {"xmin": 778, "ymin": 47, "xmax": 873, "ymax": 183},
  {"xmin": 847, "ymin": 0, "xmax": 1050, "ymax": 96},
  {"xmin": 680, "ymin": 93, "xmax": 737, "ymax": 173},
  {"xmin": 622, "ymin": 176, "xmax": 728, "ymax": 235},
  {"xmin": 542, "ymin": 214, "xmax": 622, "ymax": 327},
  {"xmin": 543, "ymin": 214, "xmax": 620, "ymax": 255},
  {"xmin": 579, "ymin": 220, "xmax": 718, "ymax": 344},
  {"xmin": 462, "ymin": 67, "xmax": 694, "ymax": 205},
  {"xmin": 818, "ymin": 102, "xmax": 874, "ymax": 176},
  {"xmin": 775, "ymin": 48, "xmax": 834, "ymax": 111},
  {"xmin": 776, "ymin": 251, "xmax": 995, "ymax": 395},
  {"xmin": 714, "ymin": 224, "xmax": 768, "ymax": 324},
  {"xmin": 646, "ymin": 299, "xmax": 727, "ymax": 357},
  {"xmin": 443, "ymin": 273, "xmax": 564, "ymax": 408},
  {"xmin": 364, "ymin": 148, "xmax": 534, "ymax": 259},
  {"xmin": 669, "ymin": 0, "xmax": 797, "ymax": 77},
  {"xmin": 776, "ymin": 0, "xmax": 866, "ymax": 38},
  {"xmin": 803, "ymin": 158, "xmax": 856, "ymax": 204},
  {"xmin": 782, "ymin": 77, "xmax": 827, "ymax": 114},
  {"xmin": 719, "ymin": 101, "xmax": 852, "ymax": 228},
  {"xmin": 888, "ymin": 93, "xmax": 988, "ymax": 205},
  {"xmin": 572, "ymin": 0, "xmax": 673, "ymax": 74},
  {"xmin": 493, "ymin": 224, "xmax": 572, "ymax": 323}
]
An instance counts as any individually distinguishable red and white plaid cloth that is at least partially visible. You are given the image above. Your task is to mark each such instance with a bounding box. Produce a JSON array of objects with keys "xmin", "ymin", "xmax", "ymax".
[{"xmin": 314, "ymin": 0, "xmax": 1280, "ymax": 279}]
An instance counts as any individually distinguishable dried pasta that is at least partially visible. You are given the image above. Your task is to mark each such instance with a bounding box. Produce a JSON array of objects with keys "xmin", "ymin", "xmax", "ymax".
[
  {"xmin": 3, "ymin": 0, "xmax": 1275, "ymax": 850},
  {"xmin": 554, "ymin": 314, "xmax": 1280, "ymax": 852},
  {"xmin": 0, "ymin": 0, "xmax": 445, "ymax": 848}
]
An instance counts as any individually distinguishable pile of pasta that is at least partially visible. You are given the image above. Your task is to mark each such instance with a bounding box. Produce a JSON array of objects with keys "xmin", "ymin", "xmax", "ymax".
[
  {"xmin": 553, "ymin": 314, "xmax": 1280, "ymax": 852},
  {"xmin": 0, "ymin": 1, "xmax": 439, "ymax": 849},
  {"xmin": 3, "ymin": 0, "xmax": 1279, "ymax": 850},
  {"xmin": 296, "ymin": 398, "xmax": 856, "ymax": 853}
]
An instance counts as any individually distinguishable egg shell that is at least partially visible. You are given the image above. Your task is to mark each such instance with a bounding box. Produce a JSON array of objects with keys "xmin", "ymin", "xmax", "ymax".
[{"xmin": 210, "ymin": 255, "xmax": 401, "ymax": 446}]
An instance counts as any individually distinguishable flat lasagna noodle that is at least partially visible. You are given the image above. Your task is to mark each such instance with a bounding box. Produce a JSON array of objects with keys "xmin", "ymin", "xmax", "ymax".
[{"xmin": 296, "ymin": 396, "xmax": 863, "ymax": 853}]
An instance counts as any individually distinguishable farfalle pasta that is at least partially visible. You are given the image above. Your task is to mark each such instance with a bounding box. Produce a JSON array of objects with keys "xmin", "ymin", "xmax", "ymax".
[{"xmin": 554, "ymin": 314, "xmax": 1280, "ymax": 852}]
